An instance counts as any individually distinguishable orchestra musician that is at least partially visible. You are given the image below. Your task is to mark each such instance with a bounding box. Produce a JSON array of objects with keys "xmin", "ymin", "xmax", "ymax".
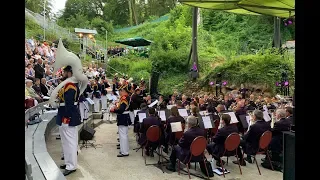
[
  {"xmin": 138, "ymin": 107, "xmax": 164, "ymax": 156},
  {"xmin": 92, "ymin": 78, "xmax": 101, "ymax": 113},
  {"xmin": 129, "ymin": 87, "xmax": 144, "ymax": 125},
  {"xmin": 110, "ymin": 83, "xmax": 132, "ymax": 157},
  {"xmin": 134, "ymin": 103, "xmax": 148, "ymax": 134},
  {"xmin": 206, "ymin": 114, "xmax": 239, "ymax": 167},
  {"xmin": 198, "ymin": 98, "xmax": 207, "ymax": 111},
  {"xmin": 100, "ymin": 77, "xmax": 110, "ymax": 111},
  {"xmin": 157, "ymin": 95, "xmax": 167, "ymax": 110},
  {"xmin": 139, "ymin": 78, "xmax": 147, "ymax": 97},
  {"xmin": 239, "ymin": 84, "xmax": 248, "ymax": 99},
  {"xmin": 163, "ymin": 106, "xmax": 186, "ymax": 153},
  {"xmin": 266, "ymin": 109, "xmax": 292, "ymax": 163},
  {"xmin": 181, "ymin": 95, "xmax": 189, "ymax": 108},
  {"xmin": 169, "ymin": 95, "xmax": 176, "ymax": 105},
  {"xmin": 233, "ymin": 110, "xmax": 271, "ymax": 166},
  {"xmin": 166, "ymin": 116, "xmax": 206, "ymax": 173},
  {"xmin": 79, "ymin": 84, "xmax": 89, "ymax": 122}
]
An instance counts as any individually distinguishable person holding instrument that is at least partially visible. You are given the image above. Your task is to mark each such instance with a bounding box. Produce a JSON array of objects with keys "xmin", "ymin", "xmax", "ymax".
[{"xmin": 110, "ymin": 82, "xmax": 132, "ymax": 157}]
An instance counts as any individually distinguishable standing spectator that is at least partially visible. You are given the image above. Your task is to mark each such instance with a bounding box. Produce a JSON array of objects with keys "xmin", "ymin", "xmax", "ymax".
[
  {"xmin": 34, "ymin": 58, "xmax": 45, "ymax": 79},
  {"xmin": 32, "ymin": 78, "xmax": 43, "ymax": 98}
]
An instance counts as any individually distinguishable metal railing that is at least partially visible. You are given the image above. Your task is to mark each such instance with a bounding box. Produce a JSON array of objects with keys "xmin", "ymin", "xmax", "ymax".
[{"xmin": 25, "ymin": 8, "xmax": 107, "ymax": 53}]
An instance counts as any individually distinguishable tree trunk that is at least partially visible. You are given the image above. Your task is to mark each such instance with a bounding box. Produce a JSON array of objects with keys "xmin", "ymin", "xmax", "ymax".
[
  {"xmin": 128, "ymin": 0, "xmax": 133, "ymax": 26},
  {"xmin": 132, "ymin": 0, "xmax": 138, "ymax": 25}
]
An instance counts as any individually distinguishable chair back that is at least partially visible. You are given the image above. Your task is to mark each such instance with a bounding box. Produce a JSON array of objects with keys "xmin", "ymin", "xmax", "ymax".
[
  {"xmin": 259, "ymin": 131, "xmax": 272, "ymax": 150},
  {"xmin": 146, "ymin": 125, "xmax": 161, "ymax": 142},
  {"xmin": 190, "ymin": 136, "xmax": 207, "ymax": 157},
  {"xmin": 224, "ymin": 133, "xmax": 241, "ymax": 151}
]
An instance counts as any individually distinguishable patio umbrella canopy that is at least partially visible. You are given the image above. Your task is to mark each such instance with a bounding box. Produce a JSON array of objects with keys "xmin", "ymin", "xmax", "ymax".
[
  {"xmin": 115, "ymin": 37, "xmax": 152, "ymax": 47},
  {"xmin": 179, "ymin": 0, "xmax": 295, "ymax": 18}
]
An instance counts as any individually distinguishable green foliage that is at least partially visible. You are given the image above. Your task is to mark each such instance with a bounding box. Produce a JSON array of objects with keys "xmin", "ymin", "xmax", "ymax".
[
  {"xmin": 158, "ymin": 73, "xmax": 187, "ymax": 97},
  {"xmin": 107, "ymin": 57, "xmax": 152, "ymax": 83},
  {"xmin": 203, "ymin": 50, "xmax": 295, "ymax": 94}
]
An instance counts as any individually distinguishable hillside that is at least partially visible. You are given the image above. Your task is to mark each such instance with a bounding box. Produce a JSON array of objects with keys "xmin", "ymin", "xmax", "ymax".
[{"xmin": 108, "ymin": 5, "xmax": 295, "ymax": 96}]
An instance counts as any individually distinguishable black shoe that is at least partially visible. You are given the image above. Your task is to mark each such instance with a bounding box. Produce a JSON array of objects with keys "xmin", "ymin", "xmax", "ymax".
[
  {"xmin": 245, "ymin": 156, "xmax": 253, "ymax": 163},
  {"xmin": 163, "ymin": 147, "xmax": 168, "ymax": 154},
  {"xmin": 63, "ymin": 169, "xmax": 76, "ymax": 176},
  {"xmin": 60, "ymin": 164, "xmax": 66, "ymax": 169},
  {"xmin": 117, "ymin": 154, "xmax": 129, "ymax": 157},
  {"xmin": 117, "ymin": 138, "xmax": 119, "ymax": 140},
  {"xmin": 166, "ymin": 164, "xmax": 176, "ymax": 172},
  {"xmin": 56, "ymin": 135, "xmax": 61, "ymax": 140},
  {"xmin": 216, "ymin": 160, "xmax": 225, "ymax": 167},
  {"xmin": 117, "ymin": 147, "xmax": 120, "ymax": 149},
  {"xmin": 61, "ymin": 156, "xmax": 64, "ymax": 160},
  {"xmin": 233, "ymin": 160, "xmax": 246, "ymax": 166},
  {"xmin": 116, "ymin": 144, "xmax": 120, "ymax": 146}
]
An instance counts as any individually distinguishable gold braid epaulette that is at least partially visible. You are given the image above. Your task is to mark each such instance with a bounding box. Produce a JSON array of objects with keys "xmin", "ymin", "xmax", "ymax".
[{"xmin": 119, "ymin": 95, "xmax": 129, "ymax": 107}]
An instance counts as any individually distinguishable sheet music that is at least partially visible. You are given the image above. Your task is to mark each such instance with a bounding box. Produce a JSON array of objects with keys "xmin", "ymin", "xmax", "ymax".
[
  {"xmin": 202, "ymin": 116, "xmax": 212, "ymax": 129},
  {"xmin": 134, "ymin": 110, "xmax": 139, "ymax": 117},
  {"xmin": 263, "ymin": 111, "xmax": 271, "ymax": 122},
  {"xmin": 148, "ymin": 99, "xmax": 158, "ymax": 108},
  {"xmin": 178, "ymin": 109, "xmax": 189, "ymax": 117},
  {"xmin": 171, "ymin": 121, "xmax": 182, "ymax": 132},
  {"xmin": 138, "ymin": 113, "xmax": 146, "ymax": 123},
  {"xmin": 158, "ymin": 110, "xmax": 166, "ymax": 121},
  {"xmin": 199, "ymin": 111, "xmax": 206, "ymax": 116},
  {"xmin": 223, "ymin": 112, "xmax": 239, "ymax": 123},
  {"xmin": 167, "ymin": 105, "xmax": 174, "ymax": 109},
  {"xmin": 85, "ymin": 98, "xmax": 94, "ymax": 105}
]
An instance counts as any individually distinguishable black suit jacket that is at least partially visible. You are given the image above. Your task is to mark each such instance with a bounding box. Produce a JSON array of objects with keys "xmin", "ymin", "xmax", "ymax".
[
  {"xmin": 34, "ymin": 64, "xmax": 45, "ymax": 79},
  {"xmin": 138, "ymin": 115, "xmax": 163, "ymax": 145},
  {"xmin": 209, "ymin": 125, "xmax": 238, "ymax": 157},
  {"xmin": 130, "ymin": 93, "xmax": 144, "ymax": 111},
  {"xmin": 270, "ymin": 118, "xmax": 292, "ymax": 152},
  {"xmin": 165, "ymin": 115, "xmax": 185, "ymax": 145},
  {"xmin": 243, "ymin": 120, "xmax": 271, "ymax": 155},
  {"xmin": 286, "ymin": 115, "xmax": 294, "ymax": 124},
  {"xmin": 40, "ymin": 83, "xmax": 48, "ymax": 96},
  {"xmin": 177, "ymin": 127, "xmax": 205, "ymax": 162}
]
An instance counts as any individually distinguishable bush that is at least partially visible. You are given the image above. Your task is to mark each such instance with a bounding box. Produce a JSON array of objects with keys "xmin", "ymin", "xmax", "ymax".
[{"xmin": 202, "ymin": 50, "xmax": 295, "ymax": 94}]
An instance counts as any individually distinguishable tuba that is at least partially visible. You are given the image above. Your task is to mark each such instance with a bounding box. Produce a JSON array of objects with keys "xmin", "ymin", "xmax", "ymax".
[{"xmin": 49, "ymin": 39, "xmax": 89, "ymax": 107}]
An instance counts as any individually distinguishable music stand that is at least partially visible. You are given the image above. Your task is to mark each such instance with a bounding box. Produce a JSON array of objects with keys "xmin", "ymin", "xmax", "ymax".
[{"xmin": 86, "ymin": 98, "xmax": 99, "ymax": 129}]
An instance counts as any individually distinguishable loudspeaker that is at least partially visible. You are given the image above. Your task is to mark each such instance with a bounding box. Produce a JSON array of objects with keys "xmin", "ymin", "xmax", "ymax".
[
  {"xmin": 80, "ymin": 126, "xmax": 96, "ymax": 140},
  {"xmin": 283, "ymin": 132, "xmax": 295, "ymax": 180}
]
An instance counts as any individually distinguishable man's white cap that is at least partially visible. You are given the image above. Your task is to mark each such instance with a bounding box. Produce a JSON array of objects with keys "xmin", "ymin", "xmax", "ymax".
[{"xmin": 25, "ymin": 79, "xmax": 33, "ymax": 84}]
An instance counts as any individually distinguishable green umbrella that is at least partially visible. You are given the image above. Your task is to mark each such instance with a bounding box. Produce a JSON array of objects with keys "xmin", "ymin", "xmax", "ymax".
[
  {"xmin": 115, "ymin": 37, "xmax": 152, "ymax": 47},
  {"xmin": 179, "ymin": 0, "xmax": 294, "ymax": 18}
]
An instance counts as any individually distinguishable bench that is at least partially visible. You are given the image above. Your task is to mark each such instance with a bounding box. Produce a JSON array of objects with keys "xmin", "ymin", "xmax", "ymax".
[{"xmin": 25, "ymin": 103, "xmax": 66, "ymax": 180}]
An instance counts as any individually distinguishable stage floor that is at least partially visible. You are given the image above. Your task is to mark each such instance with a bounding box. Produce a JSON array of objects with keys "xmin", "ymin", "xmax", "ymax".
[{"xmin": 47, "ymin": 120, "xmax": 283, "ymax": 180}]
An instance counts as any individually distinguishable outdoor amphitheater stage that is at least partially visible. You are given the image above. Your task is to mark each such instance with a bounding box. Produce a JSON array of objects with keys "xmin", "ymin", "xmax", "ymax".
[{"xmin": 47, "ymin": 119, "xmax": 283, "ymax": 180}]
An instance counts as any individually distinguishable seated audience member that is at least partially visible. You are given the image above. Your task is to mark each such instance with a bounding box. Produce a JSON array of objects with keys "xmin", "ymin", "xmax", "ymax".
[
  {"xmin": 233, "ymin": 110, "xmax": 271, "ymax": 166},
  {"xmin": 164, "ymin": 106, "xmax": 186, "ymax": 153},
  {"xmin": 285, "ymin": 106, "xmax": 294, "ymax": 123},
  {"xmin": 166, "ymin": 116, "xmax": 205, "ymax": 172},
  {"xmin": 40, "ymin": 78, "xmax": 49, "ymax": 96},
  {"xmin": 267, "ymin": 109, "xmax": 292, "ymax": 162},
  {"xmin": 206, "ymin": 114, "xmax": 238, "ymax": 167},
  {"xmin": 134, "ymin": 103, "xmax": 148, "ymax": 133},
  {"xmin": 215, "ymin": 104, "xmax": 228, "ymax": 129},
  {"xmin": 138, "ymin": 108, "xmax": 164, "ymax": 156},
  {"xmin": 25, "ymin": 79, "xmax": 43, "ymax": 102},
  {"xmin": 32, "ymin": 78, "xmax": 43, "ymax": 97}
]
